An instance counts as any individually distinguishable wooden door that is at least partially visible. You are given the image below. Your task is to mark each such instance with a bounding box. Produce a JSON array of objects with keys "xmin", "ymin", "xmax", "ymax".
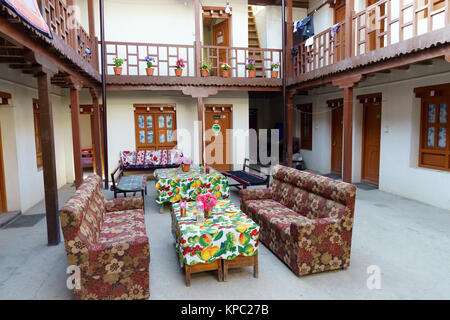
[
  {"xmin": 0, "ymin": 125, "xmax": 7, "ymax": 213},
  {"xmin": 205, "ymin": 105, "xmax": 232, "ymax": 172},
  {"xmin": 362, "ymin": 102, "xmax": 382, "ymax": 186},
  {"xmin": 331, "ymin": 106, "xmax": 343, "ymax": 175},
  {"xmin": 334, "ymin": 4, "xmax": 346, "ymax": 62},
  {"xmin": 213, "ymin": 20, "xmax": 230, "ymax": 68}
]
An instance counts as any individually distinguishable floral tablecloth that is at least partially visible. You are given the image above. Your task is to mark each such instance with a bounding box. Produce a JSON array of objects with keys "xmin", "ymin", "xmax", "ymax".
[
  {"xmin": 171, "ymin": 199, "xmax": 259, "ymax": 266},
  {"xmin": 154, "ymin": 166, "xmax": 229, "ymax": 204}
]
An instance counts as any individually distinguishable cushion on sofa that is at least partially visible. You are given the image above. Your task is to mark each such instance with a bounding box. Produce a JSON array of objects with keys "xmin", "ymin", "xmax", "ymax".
[
  {"xmin": 160, "ymin": 150, "xmax": 169, "ymax": 165},
  {"xmin": 145, "ymin": 150, "xmax": 161, "ymax": 165},
  {"xmin": 98, "ymin": 209, "xmax": 148, "ymax": 246},
  {"xmin": 121, "ymin": 151, "xmax": 136, "ymax": 167},
  {"xmin": 169, "ymin": 149, "xmax": 182, "ymax": 165},
  {"xmin": 136, "ymin": 151, "xmax": 146, "ymax": 166}
]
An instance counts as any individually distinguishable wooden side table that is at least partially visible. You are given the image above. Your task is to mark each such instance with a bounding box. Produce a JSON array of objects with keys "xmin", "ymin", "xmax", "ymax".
[
  {"xmin": 222, "ymin": 254, "xmax": 259, "ymax": 281},
  {"xmin": 185, "ymin": 260, "xmax": 223, "ymax": 287}
]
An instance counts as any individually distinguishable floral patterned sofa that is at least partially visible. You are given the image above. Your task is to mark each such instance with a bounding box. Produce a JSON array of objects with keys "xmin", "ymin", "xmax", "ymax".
[
  {"xmin": 120, "ymin": 149, "xmax": 182, "ymax": 171},
  {"xmin": 239, "ymin": 165, "xmax": 356, "ymax": 276},
  {"xmin": 59, "ymin": 175, "xmax": 150, "ymax": 300}
]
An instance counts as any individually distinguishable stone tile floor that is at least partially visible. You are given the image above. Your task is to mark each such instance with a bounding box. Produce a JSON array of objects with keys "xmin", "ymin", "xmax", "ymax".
[{"xmin": 0, "ymin": 180, "xmax": 449, "ymax": 299}]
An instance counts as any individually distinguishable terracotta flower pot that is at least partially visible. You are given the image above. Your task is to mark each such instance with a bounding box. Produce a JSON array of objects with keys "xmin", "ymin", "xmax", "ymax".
[
  {"xmin": 201, "ymin": 69, "xmax": 209, "ymax": 77},
  {"xmin": 180, "ymin": 208, "xmax": 186, "ymax": 218},
  {"xmin": 175, "ymin": 68, "xmax": 183, "ymax": 77},
  {"xmin": 271, "ymin": 70, "xmax": 279, "ymax": 78},
  {"xmin": 113, "ymin": 67, "xmax": 122, "ymax": 75},
  {"xmin": 146, "ymin": 68, "xmax": 154, "ymax": 76},
  {"xmin": 182, "ymin": 164, "xmax": 190, "ymax": 172},
  {"xmin": 221, "ymin": 69, "xmax": 231, "ymax": 78},
  {"xmin": 248, "ymin": 70, "xmax": 256, "ymax": 78}
]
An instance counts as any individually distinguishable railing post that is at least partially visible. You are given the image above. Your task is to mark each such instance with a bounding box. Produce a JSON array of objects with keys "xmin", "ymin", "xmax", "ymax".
[{"xmin": 286, "ymin": 0, "xmax": 293, "ymax": 78}]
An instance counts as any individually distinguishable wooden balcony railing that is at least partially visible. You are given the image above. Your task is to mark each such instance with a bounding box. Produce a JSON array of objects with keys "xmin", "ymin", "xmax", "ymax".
[
  {"xmin": 41, "ymin": 0, "xmax": 98, "ymax": 70},
  {"xmin": 293, "ymin": 21, "xmax": 345, "ymax": 75},
  {"xmin": 294, "ymin": 0, "xmax": 449, "ymax": 76},
  {"xmin": 201, "ymin": 45, "xmax": 282, "ymax": 78},
  {"xmin": 104, "ymin": 41, "xmax": 195, "ymax": 76}
]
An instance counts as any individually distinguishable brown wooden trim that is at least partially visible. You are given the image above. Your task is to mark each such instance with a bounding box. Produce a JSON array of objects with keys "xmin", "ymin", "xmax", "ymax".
[
  {"xmin": 417, "ymin": 91, "xmax": 450, "ymax": 171},
  {"xmin": 32, "ymin": 99, "xmax": 43, "ymax": 169},
  {"xmin": 326, "ymin": 98, "xmax": 344, "ymax": 107},
  {"xmin": 0, "ymin": 91, "xmax": 12, "ymax": 105},
  {"xmin": 356, "ymin": 92, "xmax": 382, "ymax": 103},
  {"xmin": 297, "ymin": 103, "xmax": 313, "ymax": 151},
  {"xmin": 0, "ymin": 124, "xmax": 7, "ymax": 212},
  {"xmin": 361, "ymin": 98, "xmax": 382, "ymax": 186},
  {"xmin": 414, "ymin": 83, "xmax": 450, "ymax": 98},
  {"xmin": 133, "ymin": 104, "xmax": 177, "ymax": 151}
]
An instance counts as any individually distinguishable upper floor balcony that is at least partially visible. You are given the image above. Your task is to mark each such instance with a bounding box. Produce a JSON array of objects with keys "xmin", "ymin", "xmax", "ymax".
[{"xmin": 292, "ymin": 0, "xmax": 450, "ymax": 84}]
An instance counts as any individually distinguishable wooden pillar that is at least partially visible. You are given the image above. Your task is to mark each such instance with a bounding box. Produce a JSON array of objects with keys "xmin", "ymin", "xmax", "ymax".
[
  {"xmin": 333, "ymin": 74, "xmax": 363, "ymax": 183},
  {"xmin": 36, "ymin": 68, "xmax": 60, "ymax": 246},
  {"xmin": 286, "ymin": 0, "xmax": 293, "ymax": 77},
  {"xmin": 194, "ymin": 0, "xmax": 201, "ymax": 77},
  {"xmin": 286, "ymin": 91, "xmax": 294, "ymax": 167},
  {"xmin": 345, "ymin": 0, "xmax": 354, "ymax": 59},
  {"xmin": 69, "ymin": 81, "xmax": 83, "ymax": 188},
  {"xmin": 197, "ymin": 97, "xmax": 204, "ymax": 165},
  {"xmin": 342, "ymin": 86, "xmax": 353, "ymax": 183},
  {"xmin": 90, "ymin": 89, "xmax": 102, "ymax": 177}
]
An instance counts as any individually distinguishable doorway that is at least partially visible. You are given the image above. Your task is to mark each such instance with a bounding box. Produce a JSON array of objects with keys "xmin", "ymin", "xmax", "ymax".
[
  {"xmin": 80, "ymin": 105, "xmax": 104, "ymax": 177},
  {"xmin": 361, "ymin": 95, "xmax": 382, "ymax": 186},
  {"xmin": 331, "ymin": 104, "xmax": 344, "ymax": 175},
  {"xmin": 202, "ymin": 7, "xmax": 231, "ymax": 76},
  {"xmin": 204, "ymin": 105, "xmax": 233, "ymax": 172},
  {"xmin": 0, "ymin": 125, "xmax": 7, "ymax": 213},
  {"xmin": 333, "ymin": 0, "xmax": 346, "ymax": 62}
]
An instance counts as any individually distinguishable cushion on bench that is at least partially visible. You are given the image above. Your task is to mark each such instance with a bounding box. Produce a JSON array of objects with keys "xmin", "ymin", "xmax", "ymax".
[
  {"xmin": 117, "ymin": 175, "xmax": 146, "ymax": 192},
  {"xmin": 223, "ymin": 170, "xmax": 268, "ymax": 186}
]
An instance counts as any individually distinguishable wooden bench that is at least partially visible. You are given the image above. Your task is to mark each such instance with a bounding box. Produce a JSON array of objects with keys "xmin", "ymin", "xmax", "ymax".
[
  {"xmin": 222, "ymin": 158, "xmax": 270, "ymax": 190},
  {"xmin": 111, "ymin": 166, "xmax": 147, "ymax": 209}
]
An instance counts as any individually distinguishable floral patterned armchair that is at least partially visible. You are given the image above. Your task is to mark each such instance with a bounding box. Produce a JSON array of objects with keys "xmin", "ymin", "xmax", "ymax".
[
  {"xmin": 59, "ymin": 175, "xmax": 150, "ymax": 300},
  {"xmin": 240, "ymin": 165, "xmax": 356, "ymax": 276}
]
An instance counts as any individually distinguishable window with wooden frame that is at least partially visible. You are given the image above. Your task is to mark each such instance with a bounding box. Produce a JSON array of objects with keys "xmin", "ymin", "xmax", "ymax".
[
  {"xmin": 414, "ymin": 83, "xmax": 450, "ymax": 172},
  {"xmin": 32, "ymin": 99, "xmax": 43, "ymax": 169},
  {"xmin": 134, "ymin": 104, "xmax": 177, "ymax": 151},
  {"xmin": 298, "ymin": 103, "xmax": 313, "ymax": 150},
  {"xmin": 0, "ymin": 91, "xmax": 11, "ymax": 105}
]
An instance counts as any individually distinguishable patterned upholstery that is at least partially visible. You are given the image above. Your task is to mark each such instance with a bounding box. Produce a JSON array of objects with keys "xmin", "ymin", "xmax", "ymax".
[
  {"xmin": 240, "ymin": 165, "xmax": 356, "ymax": 276},
  {"xmin": 59, "ymin": 175, "xmax": 150, "ymax": 300}
]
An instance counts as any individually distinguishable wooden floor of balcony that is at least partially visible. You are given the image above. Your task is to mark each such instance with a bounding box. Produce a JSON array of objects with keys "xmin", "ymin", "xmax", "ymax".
[{"xmin": 106, "ymin": 75, "xmax": 282, "ymax": 91}]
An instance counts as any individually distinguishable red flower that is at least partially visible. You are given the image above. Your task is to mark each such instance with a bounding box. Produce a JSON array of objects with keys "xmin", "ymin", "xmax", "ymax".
[{"xmin": 298, "ymin": 248, "xmax": 313, "ymax": 263}]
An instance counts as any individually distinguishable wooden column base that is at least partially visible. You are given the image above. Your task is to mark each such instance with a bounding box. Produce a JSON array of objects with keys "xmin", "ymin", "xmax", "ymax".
[
  {"xmin": 185, "ymin": 259, "xmax": 223, "ymax": 287},
  {"xmin": 223, "ymin": 254, "xmax": 258, "ymax": 282}
]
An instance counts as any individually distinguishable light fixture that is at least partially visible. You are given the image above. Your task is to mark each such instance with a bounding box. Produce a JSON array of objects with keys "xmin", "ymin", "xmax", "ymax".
[{"xmin": 225, "ymin": 1, "xmax": 231, "ymax": 14}]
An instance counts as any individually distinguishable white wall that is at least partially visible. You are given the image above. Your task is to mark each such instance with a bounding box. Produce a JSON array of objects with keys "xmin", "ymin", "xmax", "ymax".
[
  {"xmin": 0, "ymin": 67, "xmax": 74, "ymax": 213},
  {"xmin": 80, "ymin": 91, "xmax": 249, "ymax": 174},
  {"xmin": 294, "ymin": 62, "xmax": 450, "ymax": 210}
]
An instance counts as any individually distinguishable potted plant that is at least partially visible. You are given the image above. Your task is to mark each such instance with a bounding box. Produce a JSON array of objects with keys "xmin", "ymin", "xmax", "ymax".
[
  {"xmin": 197, "ymin": 193, "xmax": 217, "ymax": 219},
  {"xmin": 246, "ymin": 59, "xmax": 256, "ymax": 78},
  {"xmin": 179, "ymin": 156, "xmax": 192, "ymax": 172},
  {"xmin": 145, "ymin": 56, "xmax": 155, "ymax": 76},
  {"xmin": 175, "ymin": 58, "xmax": 185, "ymax": 77},
  {"xmin": 221, "ymin": 62, "xmax": 231, "ymax": 78},
  {"xmin": 113, "ymin": 57, "xmax": 125, "ymax": 75},
  {"xmin": 200, "ymin": 60, "xmax": 211, "ymax": 77},
  {"xmin": 271, "ymin": 62, "xmax": 280, "ymax": 78},
  {"xmin": 179, "ymin": 200, "xmax": 187, "ymax": 217}
]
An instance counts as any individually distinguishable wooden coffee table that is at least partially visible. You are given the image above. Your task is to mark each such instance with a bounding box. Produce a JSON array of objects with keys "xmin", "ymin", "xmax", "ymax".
[{"xmin": 171, "ymin": 199, "xmax": 259, "ymax": 286}]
